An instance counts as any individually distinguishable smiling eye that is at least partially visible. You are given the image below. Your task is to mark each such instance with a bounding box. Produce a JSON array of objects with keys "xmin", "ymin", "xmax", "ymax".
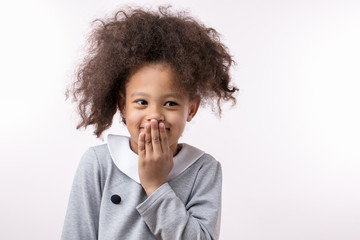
[
  {"xmin": 165, "ymin": 101, "xmax": 178, "ymax": 107},
  {"xmin": 136, "ymin": 100, "xmax": 148, "ymax": 105}
]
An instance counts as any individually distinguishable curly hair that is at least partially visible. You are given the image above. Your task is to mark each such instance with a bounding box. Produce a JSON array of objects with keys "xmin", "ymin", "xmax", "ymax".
[{"xmin": 66, "ymin": 6, "xmax": 238, "ymax": 138}]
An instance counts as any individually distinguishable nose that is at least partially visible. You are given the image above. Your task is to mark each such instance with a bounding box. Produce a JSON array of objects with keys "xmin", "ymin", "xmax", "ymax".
[{"xmin": 146, "ymin": 105, "xmax": 165, "ymax": 122}]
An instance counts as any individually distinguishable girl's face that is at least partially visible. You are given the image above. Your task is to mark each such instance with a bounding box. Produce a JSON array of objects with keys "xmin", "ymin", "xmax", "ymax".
[{"xmin": 122, "ymin": 63, "xmax": 200, "ymax": 155}]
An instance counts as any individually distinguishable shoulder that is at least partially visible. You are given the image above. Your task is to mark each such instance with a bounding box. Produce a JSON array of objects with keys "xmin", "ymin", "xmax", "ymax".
[
  {"xmin": 77, "ymin": 143, "xmax": 112, "ymax": 172},
  {"xmin": 200, "ymin": 153, "xmax": 219, "ymax": 163},
  {"xmin": 178, "ymin": 143, "xmax": 221, "ymax": 170},
  {"xmin": 173, "ymin": 151, "xmax": 222, "ymax": 185},
  {"xmin": 190, "ymin": 152, "xmax": 222, "ymax": 190},
  {"xmin": 196, "ymin": 152, "xmax": 222, "ymax": 172},
  {"xmin": 80, "ymin": 143, "xmax": 109, "ymax": 161},
  {"xmin": 192, "ymin": 153, "xmax": 222, "ymax": 195},
  {"xmin": 177, "ymin": 142, "xmax": 221, "ymax": 175},
  {"xmin": 170, "ymin": 151, "xmax": 222, "ymax": 206},
  {"xmin": 90, "ymin": 143, "xmax": 111, "ymax": 159}
]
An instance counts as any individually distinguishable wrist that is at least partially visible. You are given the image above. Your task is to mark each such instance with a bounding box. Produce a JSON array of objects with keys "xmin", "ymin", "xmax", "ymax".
[{"xmin": 144, "ymin": 182, "xmax": 165, "ymax": 196}]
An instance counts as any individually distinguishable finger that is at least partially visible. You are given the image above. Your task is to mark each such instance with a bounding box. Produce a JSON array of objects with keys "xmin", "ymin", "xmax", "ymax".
[
  {"xmin": 144, "ymin": 123, "xmax": 153, "ymax": 153},
  {"xmin": 159, "ymin": 122, "xmax": 169, "ymax": 153},
  {"xmin": 150, "ymin": 119, "xmax": 162, "ymax": 153},
  {"xmin": 138, "ymin": 132, "xmax": 146, "ymax": 158}
]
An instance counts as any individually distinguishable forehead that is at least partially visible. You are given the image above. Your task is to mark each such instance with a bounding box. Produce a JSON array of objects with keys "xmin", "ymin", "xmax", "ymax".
[{"xmin": 126, "ymin": 63, "xmax": 180, "ymax": 94}]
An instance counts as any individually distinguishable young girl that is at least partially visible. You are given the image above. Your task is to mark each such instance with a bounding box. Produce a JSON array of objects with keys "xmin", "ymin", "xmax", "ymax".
[{"xmin": 62, "ymin": 6, "xmax": 238, "ymax": 240}]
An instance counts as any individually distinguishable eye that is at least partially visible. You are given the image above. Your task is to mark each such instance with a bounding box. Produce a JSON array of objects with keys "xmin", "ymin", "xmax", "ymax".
[
  {"xmin": 164, "ymin": 101, "xmax": 178, "ymax": 107},
  {"xmin": 136, "ymin": 100, "xmax": 148, "ymax": 105}
]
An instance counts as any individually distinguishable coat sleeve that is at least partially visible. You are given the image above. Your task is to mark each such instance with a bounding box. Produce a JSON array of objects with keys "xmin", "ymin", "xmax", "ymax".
[
  {"xmin": 61, "ymin": 148, "xmax": 102, "ymax": 240},
  {"xmin": 136, "ymin": 156, "xmax": 222, "ymax": 240}
]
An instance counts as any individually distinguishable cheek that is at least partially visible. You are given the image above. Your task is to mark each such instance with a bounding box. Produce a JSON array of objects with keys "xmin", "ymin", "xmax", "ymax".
[
  {"xmin": 167, "ymin": 112, "xmax": 187, "ymax": 130},
  {"xmin": 125, "ymin": 109, "xmax": 142, "ymax": 129}
]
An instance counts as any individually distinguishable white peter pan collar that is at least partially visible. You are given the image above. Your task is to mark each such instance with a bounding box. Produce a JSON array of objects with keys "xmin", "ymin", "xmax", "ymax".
[{"xmin": 107, "ymin": 134, "xmax": 205, "ymax": 184}]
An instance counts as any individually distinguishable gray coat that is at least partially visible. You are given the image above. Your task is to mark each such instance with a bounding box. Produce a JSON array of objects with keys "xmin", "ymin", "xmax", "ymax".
[{"xmin": 61, "ymin": 140, "xmax": 222, "ymax": 240}]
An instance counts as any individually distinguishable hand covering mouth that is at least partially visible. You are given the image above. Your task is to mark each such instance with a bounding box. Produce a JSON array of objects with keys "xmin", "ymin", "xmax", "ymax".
[{"xmin": 139, "ymin": 126, "xmax": 170, "ymax": 131}]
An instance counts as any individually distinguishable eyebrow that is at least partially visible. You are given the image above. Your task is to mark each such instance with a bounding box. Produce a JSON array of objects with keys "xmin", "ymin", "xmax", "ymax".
[{"xmin": 130, "ymin": 92, "xmax": 183, "ymax": 99}]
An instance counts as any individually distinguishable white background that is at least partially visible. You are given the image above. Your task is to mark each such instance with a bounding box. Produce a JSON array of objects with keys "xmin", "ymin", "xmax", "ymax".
[{"xmin": 0, "ymin": 0, "xmax": 359, "ymax": 239}]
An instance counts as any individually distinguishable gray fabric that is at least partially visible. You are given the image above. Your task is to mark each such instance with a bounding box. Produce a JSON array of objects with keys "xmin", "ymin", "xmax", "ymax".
[{"xmin": 61, "ymin": 143, "xmax": 222, "ymax": 240}]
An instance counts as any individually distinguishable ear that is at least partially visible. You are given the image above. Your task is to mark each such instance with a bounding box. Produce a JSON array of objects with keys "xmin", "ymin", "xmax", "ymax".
[{"xmin": 186, "ymin": 98, "xmax": 200, "ymax": 122}]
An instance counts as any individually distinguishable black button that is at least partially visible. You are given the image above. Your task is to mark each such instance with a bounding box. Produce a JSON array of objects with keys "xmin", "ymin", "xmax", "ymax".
[{"xmin": 111, "ymin": 195, "xmax": 121, "ymax": 204}]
